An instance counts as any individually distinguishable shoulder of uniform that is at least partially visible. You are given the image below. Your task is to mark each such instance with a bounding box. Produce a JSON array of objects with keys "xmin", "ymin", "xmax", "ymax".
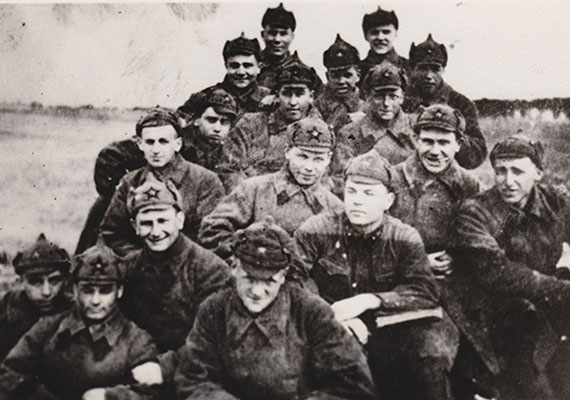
[
  {"xmin": 384, "ymin": 214, "xmax": 423, "ymax": 243},
  {"xmin": 297, "ymin": 209, "xmax": 342, "ymax": 236},
  {"xmin": 288, "ymin": 284, "xmax": 332, "ymax": 315}
]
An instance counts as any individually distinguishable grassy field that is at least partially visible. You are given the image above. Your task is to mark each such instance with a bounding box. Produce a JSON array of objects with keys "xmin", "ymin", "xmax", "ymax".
[{"xmin": 0, "ymin": 107, "xmax": 569, "ymax": 293}]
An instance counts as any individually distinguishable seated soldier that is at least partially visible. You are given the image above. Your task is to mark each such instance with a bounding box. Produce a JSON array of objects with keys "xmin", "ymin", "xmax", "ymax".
[
  {"xmin": 314, "ymin": 34, "xmax": 365, "ymax": 133},
  {"xmin": 295, "ymin": 150, "xmax": 459, "ymax": 400},
  {"xmin": 175, "ymin": 218, "xmax": 377, "ymax": 400},
  {"xmin": 177, "ymin": 33, "xmax": 270, "ymax": 121},
  {"xmin": 403, "ymin": 34, "xmax": 487, "ymax": 169},
  {"xmin": 0, "ymin": 234, "xmax": 72, "ymax": 361},
  {"xmin": 121, "ymin": 176, "xmax": 230, "ymax": 385},
  {"xmin": 452, "ymin": 135, "xmax": 570, "ymax": 400},
  {"xmin": 199, "ymin": 116, "xmax": 342, "ymax": 259},
  {"xmin": 99, "ymin": 107, "xmax": 225, "ymax": 256},
  {"xmin": 338, "ymin": 61, "xmax": 416, "ymax": 165},
  {"xmin": 0, "ymin": 244, "xmax": 159, "ymax": 400}
]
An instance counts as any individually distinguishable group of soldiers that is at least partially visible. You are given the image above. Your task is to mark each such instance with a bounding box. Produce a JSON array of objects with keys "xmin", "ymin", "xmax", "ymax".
[{"xmin": 1, "ymin": 3, "xmax": 570, "ymax": 400}]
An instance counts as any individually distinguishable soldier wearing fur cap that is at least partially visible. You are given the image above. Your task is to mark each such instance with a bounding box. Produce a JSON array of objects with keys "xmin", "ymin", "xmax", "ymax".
[
  {"xmin": 404, "ymin": 34, "xmax": 487, "ymax": 170},
  {"xmin": 175, "ymin": 218, "xmax": 377, "ymax": 400}
]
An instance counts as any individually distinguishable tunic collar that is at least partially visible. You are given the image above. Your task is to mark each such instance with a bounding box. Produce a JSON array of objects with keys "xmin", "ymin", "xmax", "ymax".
[
  {"xmin": 55, "ymin": 306, "xmax": 125, "ymax": 347},
  {"xmin": 141, "ymin": 234, "xmax": 189, "ymax": 274},
  {"xmin": 142, "ymin": 153, "xmax": 185, "ymax": 187},
  {"xmin": 360, "ymin": 110, "xmax": 414, "ymax": 144},
  {"xmin": 272, "ymin": 168, "xmax": 327, "ymax": 213}
]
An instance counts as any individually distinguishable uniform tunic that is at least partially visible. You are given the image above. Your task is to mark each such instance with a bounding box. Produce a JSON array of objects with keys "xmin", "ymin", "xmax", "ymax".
[
  {"xmin": 100, "ymin": 154, "xmax": 225, "ymax": 256},
  {"xmin": 258, "ymin": 50, "xmax": 323, "ymax": 92},
  {"xmin": 314, "ymin": 84, "xmax": 365, "ymax": 133},
  {"xmin": 0, "ymin": 307, "xmax": 158, "ymax": 400},
  {"xmin": 174, "ymin": 285, "xmax": 377, "ymax": 400}
]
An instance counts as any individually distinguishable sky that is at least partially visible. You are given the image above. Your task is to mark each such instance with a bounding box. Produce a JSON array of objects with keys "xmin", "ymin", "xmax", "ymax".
[{"xmin": 1, "ymin": 1, "xmax": 569, "ymax": 109}]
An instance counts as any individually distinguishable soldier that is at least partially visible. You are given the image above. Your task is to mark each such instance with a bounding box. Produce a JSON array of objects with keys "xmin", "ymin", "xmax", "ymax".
[
  {"xmin": 177, "ymin": 33, "xmax": 270, "ymax": 121},
  {"xmin": 0, "ymin": 234, "xmax": 72, "ymax": 361},
  {"xmin": 121, "ymin": 177, "xmax": 230, "ymax": 385},
  {"xmin": 257, "ymin": 3, "xmax": 323, "ymax": 92},
  {"xmin": 295, "ymin": 150, "xmax": 459, "ymax": 400},
  {"xmin": 175, "ymin": 218, "xmax": 377, "ymax": 400},
  {"xmin": 452, "ymin": 135, "xmax": 570, "ymax": 399},
  {"xmin": 403, "ymin": 34, "xmax": 487, "ymax": 169},
  {"xmin": 314, "ymin": 34, "xmax": 365, "ymax": 132},
  {"xmin": 359, "ymin": 6, "xmax": 408, "ymax": 87},
  {"xmin": 338, "ymin": 61, "xmax": 416, "ymax": 165},
  {"xmin": 99, "ymin": 107, "xmax": 225, "ymax": 256},
  {"xmin": 199, "ymin": 116, "xmax": 342, "ymax": 259},
  {"xmin": 0, "ymin": 244, "xmax": 159, "ymax": 400}
]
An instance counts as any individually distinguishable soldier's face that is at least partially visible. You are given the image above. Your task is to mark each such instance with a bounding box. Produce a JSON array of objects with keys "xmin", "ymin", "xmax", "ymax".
[
  {"xmin": 494, "ymin": 157, "xmax": 543, "ymax": 207},
  {"xmin": 232, "ymin": 261, "xmax": 287, "ymax": 314},
  {"xmin": 278, "ymin": 84, "xmax": 313, "ymax": 122},
  {"xmin": 22, "ymin": 270, "xmax": 65, "ymax": 313},
  {"xmin": 138, "ymin": 126, "xmax": 182, "ymax": 168},
  {"xmin": 225, "ymin": 54, "xmax": 260, "ymax": 89},
  {"xmin": 412, "ymin": 64, "xmax": 444, "ymax": 95},
  {"xmin": 286, "ymin": 147, "xmax": 332, "ymax": 186},
  {"xmin": 344, "ymin": 179, "xmax": 394, "ymax": 230},
  {"xmin": 261, "ymin": 26, "xmax": 294, "ymax": 57},
  {"xmin": 75, "ymin": 282, "xmax": 123, "ymax": 322},
  {"xmin": 417, "ymin": 129, "xmax": 461, "ymax": 174},
  {"xmin": 194, "ymin": 107, "xmax": 232, "ymax": 145},
  {"xmin": 133, "ymin": 207, "xmax": 185, "ymax": 252},
  {"xmin": 326, "ymin": 66, "xmax": 360, "ymax": 96},
  {"xmin": 369, "ymin": 87, "xmax": 404, "ymax": 121},
  {"xmin": 365, "ymin": 24, "xmax": 397, "ymax": 55}
]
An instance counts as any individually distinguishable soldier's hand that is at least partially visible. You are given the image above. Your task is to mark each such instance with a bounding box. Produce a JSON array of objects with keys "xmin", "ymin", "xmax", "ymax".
[
  {"xmin": 428, "ymin": 250, "xmax": 453, "ymax": 279},
  {"xmin": 82, "ymin": 388, "xmax": 106, "ymax": 400},
  {"xmin": 332, "ymin": 294, "xmax": 381, "ymax": 322},
  {"xmin": 132, "ymin": 361, "xmax": 163, "ymax": 385},
  {"xmin": 347, "ymin": 110, "xmax": 365, "ymax": 124},
  {"xmin": 341, "ymin": 318, "xmax": 370, "ymax": 345}
]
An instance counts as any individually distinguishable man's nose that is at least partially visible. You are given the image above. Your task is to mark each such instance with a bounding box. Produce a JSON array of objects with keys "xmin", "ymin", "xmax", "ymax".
[
  {"xmin": 91, "ymin": 291, "xmax": 101, "ymax": 305},
  {"xmin": 41, "ymin": 280, "xmax": 53, "ymax": 297}
]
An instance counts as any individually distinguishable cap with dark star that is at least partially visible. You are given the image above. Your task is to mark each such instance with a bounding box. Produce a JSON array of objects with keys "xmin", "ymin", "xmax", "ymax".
[
  {"xmin": 345, "ymin": 150, "xmax": 394, "ymax": 188},
  {"xmin": 13, "ymin": 233, "xmax": 71, "ymax": 275},
  {"xmin": 135, "ymin": 107, "xmax": 182, "ymax": 137},
  {"xmin": 223, "ymin": 32, "xmax": 262, "ymax": 61},
  {"xmin": 409, "ymin": 33, "xmax": 448, "ymax": 68},
  {"xmin": 490, "ymin": 133, "xmax": 545, "ymax": 170},
  {"xmin": 323, "ymin": 34, "xmax": 360, "ymax": 70},
  {"xmin": 126, "ymin": 172, "xmax": 184, "ymax": 217},
  {"xmin": 276, "ymin": 63, "xmax": 319, "ymax": 90},
  {"xmin": 262, "ymin": 3, "xmax": 296, "ymax": 31},
  {"xmin": 287, "ymin": 116, "xmax": 334, "ymax": 152},
  {"xmin": 362, "ymin": 6, "xmax": 399, "ymax": 33},
  {"xmin": 73, "ymin": 243, "xmax": 123, "ymax": 283},
  {"xmin": 414, "ymin": 104, "xmax": 466, "ymax": 137},
  {"xmin": 362, "ymin": 61, "xmax": 407, "ymax": 96}
]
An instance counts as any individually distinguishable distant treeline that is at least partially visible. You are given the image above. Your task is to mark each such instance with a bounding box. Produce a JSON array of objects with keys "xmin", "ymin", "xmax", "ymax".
[{"xmin": 475, "ymin": 98, "xmax": 570, "ymax": 117}]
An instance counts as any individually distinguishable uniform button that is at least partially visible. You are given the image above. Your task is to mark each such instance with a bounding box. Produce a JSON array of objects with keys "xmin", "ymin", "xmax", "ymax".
[{"xmin": 352, "ymin": 282, "xmax": 358, "ymax": 288}]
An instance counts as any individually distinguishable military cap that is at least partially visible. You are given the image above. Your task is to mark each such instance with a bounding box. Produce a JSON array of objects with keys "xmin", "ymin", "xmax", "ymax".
[
  {"xmin": 126, "ymin": 172, "xmax": 184, "ymax": 216},
  {"xmin": 409, "ymin": 33, "xmax": 448, "ymax": 68},
  {"xmin": 232, "ymin": 217, "xmax": 294, "ymax": 279},
  {"xmin": 287, "ymin": 116, "xmax": 334, "ymax": 151},
  {"xmin": 323, "ymin": 34, "xmax": 360, "ymax": 70},
  {"xmin": 362, "ymin": 61, "xmax": 407, "ymax": 94},
  {"xmin": 414, "ymin": 104, "xmax": 466, "ymax": 137},
  {"xmin": 276, "ymin": 63, "xmax": 319, "ymax": 90},
  {"xmin": 345, "ymin": 150, "xmax": 394, "ymax": 187},
  {"xmin": 223, "ymin": 32, "xmax": 261, "ymax": 61},
  {"xmin": 194, "ymin": 87, "xmax": 238, "ymax": 120},
  {"xmin": 490, "ymin": 133, "xmax": 545, "ymax": 170},
  {"xmin": 362, "ymin": 6, "xmax": 399, "ymax": 33},
  {"xmin": 262, "ymin": 3, "xmax": 296, "ymax": 31},
  {"xmin": 135, "ymin": 107, "xmax": 182, "ymax": 137},
  {"xmin": 73, "ymin": 244, "xmax": 123, "ymax": 283},
  {"xmin": 12, "ymin": 233, "xmax": 71, "ymax": 275}
]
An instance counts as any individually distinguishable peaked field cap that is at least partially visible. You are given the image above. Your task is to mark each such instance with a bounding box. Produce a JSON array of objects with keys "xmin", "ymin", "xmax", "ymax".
[
  {"xmin": 276, "ymin": 63, "xmax": 318, "ymax": 90},
  {"xmin": 126, "ymin": 172, "xmax": 184, "ymax": 216},
  {"xmin": 490, "ymin": 133, "xmax": 545, "ymax": 169},
  {"xmin": 73, "ymin": 243, "xmax": 123, "ymax": 283},
  {"xmin": 232, "ymin": 216, "xmax": 293, "ymax": 279},
  {"xmin": 345, "ymin": 150, "xmax": 394, "ymax": 187},
  {"xmin": 262, "ymin": 2, "xmax": 296, "ymax": 31},
  {"xmin": 223, "ymin": 32, "xmax": 261, "ymax": 61},
  {"xmin": 287, "ymin": 116, "xmax": 334, "ymax": 151},
  {"xmin": 363, "ymin": 61, "xmax": 407, "ymax": 92},
  {"xmin": 135, "ymin": 107, "xmax": 181, "ymax": 137},
  {"xmin": 415, "ymin": 104, "xmax": 466, "ymax": 136},
  {"xmin": 199, "ymin": 87, "xmax": 238, "ymax": 119},
  {"xmin": 323, "ymin": 34, "xmax": 360, "ymax": 69},
  {"xmin": 12, "ymin": 233, "xmax": 71, "ymax": 275},
  {"xmin": 409, "ymin": 33, "xmax": 448, "ymax": 68},
  {"xmin": 362, "ymin": 6, "xmax": 399, "ymax": 33}
]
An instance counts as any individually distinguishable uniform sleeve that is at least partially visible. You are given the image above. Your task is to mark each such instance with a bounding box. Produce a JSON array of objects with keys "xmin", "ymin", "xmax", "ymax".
[
  {"xmin": 191, "ymin": 253, "xmax": 231, "ymax": 308},
  {"xmin": 193, "ymin": 172, "xmax": 226, "ymax": 234},
  {"xmin": 452, "ymin": 94, "xmax": 487, "ymax": 170}
]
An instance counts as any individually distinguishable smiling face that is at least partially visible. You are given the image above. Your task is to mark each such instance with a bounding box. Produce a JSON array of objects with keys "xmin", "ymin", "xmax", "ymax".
[
  {"xmin": 261, "ymin": 25, "xmax": 294, "ymax": 57},
  {"xmin": 417, "ymin": 128, "xmax": 461, "ymax": 174},
  {"xmin": 225, "ymin": 54, "xmax": 260, "ymax": 89},
  {"xmin": 278, "ymin": 84, "xmax": 313, "ymax": 122},
  {"xmin": 344, "ymin": 178, "xmax": 394, "ymax": 232},
  {"xmin": 326, "ymin": 66, "xmax": 360, "ymax": 97},
  {"xmin": 493, "ymin": 157, "xmax": 542, "ymax": 207},
  {"xmin": 75, "ymin": 281, "xmax": 123, "ymax": 322},
  {"xmin": 364, "ymin": 24, "xmax": 397, "ymax": 55},
  {"xmin": 232, "ymin": 260, "xmax": 286, "ymax": 314},
  {"xmin": 285, "ymin": 147, "xmax": 331, "ymax": 186},
  {"xmin": 22, "ymin": 270, "xmax": 65, "ymax": 313},
  {"xmin": 368, "ymin": 87, "xmax": 404, "ymax": 121},
  {"xmin": 132, "ymin": 206, "xmax": 184, "ymax": 252},
  {"xmin": 137, "ymin": 125, "xmax": 182, "ymax": 168},
  {"xmin": 194, "ymin": 107, "xmax": 232, "ymax": 145}
]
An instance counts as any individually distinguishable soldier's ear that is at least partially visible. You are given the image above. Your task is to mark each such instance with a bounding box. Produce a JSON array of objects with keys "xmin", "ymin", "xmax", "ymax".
[
  {"xmin": 117, "ymin": 285, "xmax": 124, "ymax": 299},
  {"xmin": 136, "ymin": 136, "xmax": 143, "ymax": 151},
  {"xmin": 130, "ymin": 217, "xmax": 138, "ymax": 233},
  {"xmin": 175, "ymin": 210, "xmax": 185, "ymax": 230},
  {"xmin": 174, "ymin": 136, "xmax": 183, "ymax": 152},
  {"xmin": 385, "ymin": 192, "xmax": 395, "ymax": 211}
]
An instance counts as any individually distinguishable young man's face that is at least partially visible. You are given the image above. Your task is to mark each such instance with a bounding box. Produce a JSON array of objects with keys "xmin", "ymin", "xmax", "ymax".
[
  {"xmin": 326, "ymin": 66, "xmax": 360, "ymax": 97},
  {"xmin": 232, "ymin": 261, "xmax": 286, "ymax": 314},
  {"xmin": 261, "ymin": 25, "xmax": 294, "ymax": 57},
  {"xmin": 133, "ymin": 206, "xmax": 184, "ymax": 252},
  {"xmin": 74, "ymin": 281, "xmax": 123, "ymax": 322},
  {"xmin": 22, "ymin": 270, "xmax": 65, "ymax": 313},
  {"xmin": 368, "ymin": 87, "xmax": 404, "ymax": 121},
  {"xmin": 137, "ymin": 125, "xmax": 182, "ymax": 168},
  {"xmin": 417, "ymin": 129, "xmax": 461, "ymax": 174},
  {"xmin": 225, "ymin": 54, "xmax": 260, "ymax": 89},
  {"xmin": 494, "ymin": 157, "xmax": 542, "ymax": 207},
  {"xmin": 364, "ymin": 24, "xmax": 397, "ymax": 55},
  {"xmin": 411, "ymin": 64, "xmax": 444, "ymax": 96},
  {"xmin": 286, "ymin": 147, "xmax": 332, "ymax": 187},
  {"xmin": 194, "ymin": 107, "xmax": 232, "ymax": 145},
  {"xmin": 344, "ymin": 178, "xmax": 394, "ymax": 229},
  {"xmin": 278, "ymin": 84, "xmax": 313, "ymax": 122}
]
